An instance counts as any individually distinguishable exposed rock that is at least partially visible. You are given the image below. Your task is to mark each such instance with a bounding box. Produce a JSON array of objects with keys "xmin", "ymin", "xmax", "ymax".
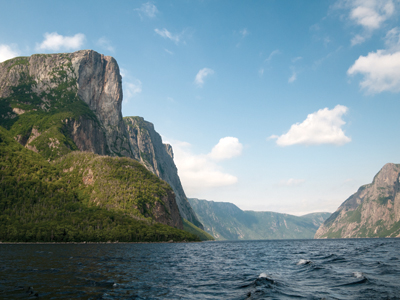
[
  {"xmin": 124, "ymin": 116, "xmax": 204, "ymax": 229},
  {"xmin": 315, "ymin": 163, "xmax": 400, "ymax": 238},
  {"xmin": 0, "ymin": 50, "xmax": 135, "ymax": 159}
]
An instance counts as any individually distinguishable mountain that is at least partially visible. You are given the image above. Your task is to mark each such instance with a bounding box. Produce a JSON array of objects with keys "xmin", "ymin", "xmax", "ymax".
[
  {"xmin": 315, "ymin": 163, "xmax": 400, "ymax": 239},
  {"xmin": 188, "ymin": 198, "xmax": 331, "ymax": 240},
  {"xmin": 0, "ymin": 50, "xmax": 201, "ymax": 230},
  {"xmin": 0, "ymin": 50, "xmax": 204, "ymax": 241},
  {"xmin": 124, "ymin": 116, "xmax": 203, "ymax": 229}
]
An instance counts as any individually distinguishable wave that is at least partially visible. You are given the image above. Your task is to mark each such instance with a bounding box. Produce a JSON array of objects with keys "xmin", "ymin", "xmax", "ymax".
[{"xmin": 297, "ymin": 259, "xmax": 312, "ymax": 265}]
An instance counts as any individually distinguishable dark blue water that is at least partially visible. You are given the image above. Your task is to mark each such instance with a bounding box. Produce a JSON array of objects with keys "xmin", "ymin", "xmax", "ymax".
[{"xmin": 1, "ymin": 239, "xmax": 399, "ymax": 299}]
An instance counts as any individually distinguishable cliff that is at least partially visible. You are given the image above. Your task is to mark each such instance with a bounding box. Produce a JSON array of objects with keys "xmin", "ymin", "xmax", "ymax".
[
  {"xmin": 124, "ymin": 116, "xmax": 204, "ymax": 229},
  {"xmin": 0, "ymin": 50, "xmax": 210, "ymax": 236},
  {"xmin": 0, "ymin": 50, "xmax": 135, "ymax": 159},
  {"xmin": 189, "ymin": 198, "xmax": 331, "ymax": 240},
  {"xmin": 315, "ymin": 163, "xmax": 400, "ymax": 238}
]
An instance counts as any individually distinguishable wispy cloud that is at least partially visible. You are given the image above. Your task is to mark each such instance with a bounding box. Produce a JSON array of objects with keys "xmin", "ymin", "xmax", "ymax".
[
  {"xmin": 265, "ymin": 49, "xmax": 280, "ymax": 63},
  {"xmin": 120, "ymin": 68, "xmax": 142, "ymax": 101},
  {"xmin": 239, "ymin": 28, "xmax": 249, "ymax": 38},
  {"xmin": 164, "ymin": 48, "xmax": 173, "ymax": 55},
  {"xmin": 170, "ymin": 137, "xmax": 243, "ymax": 194},
  {"xmin": 36, "ymin": 32, "xmax": 85, "ymax": 51},
  {"xmin": 348, "ymin": 27, "xmax": 400, "ymax": 94},
  {"xmin": 279, "ymin": 178, "xmax": 306, "ymax": 186},
  {"xmin": 269, "ymin": 105, "xmax": 351, "ymax": 146},
  {"xmin": 135, "ymin": 2, "xmax": 158, "ymax": 19},
  {"xmin": 288, "ymin": 70, "xmax": 297, "ymax": 83},
  {"xmin": 194, "ymin": 68, "xmax": 214, "ymax": 87},
  {"xmin": 155, "ymin": 28, "xmax": 181, "ymax": 44},
  {"xmin": 0, "ymin": 44, "xmax": 20, "ymax": 62},
  {"xmin": 96, "ymin": 37, "xmax": 115, "ymax": 52}
]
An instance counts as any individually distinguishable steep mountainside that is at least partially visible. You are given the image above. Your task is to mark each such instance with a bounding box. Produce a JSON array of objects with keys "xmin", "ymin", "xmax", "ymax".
[
  {"xmin": 0, "ymin": 50, "xmax": 205, "ymax": 241},
  {"xmin": 124, "ymin": 117, "xmax": 203, "ymax": 229},
  {"xmin": 0, "ymin": 127, "xmax": 198, "ymax": 242},
  {"xmin": 315, "ymin": 163, "xmax": 400, "ymax": 238},
  {"xmin": 189, "ymin": 198, "xmax": 330, "ymax": 240}
]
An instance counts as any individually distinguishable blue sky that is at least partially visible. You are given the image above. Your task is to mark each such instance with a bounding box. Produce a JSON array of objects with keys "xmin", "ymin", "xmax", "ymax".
[{"xmin": 1, "ymin": 0, "xmax": 400, "ymax": 215}]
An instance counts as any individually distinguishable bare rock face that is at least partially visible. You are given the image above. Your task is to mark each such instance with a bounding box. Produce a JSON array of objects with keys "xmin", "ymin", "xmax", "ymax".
[
  {"xmin": 124, "ymin": 116, "xmax": 204, "ymax": 229},
  {"xmin": 0, "ymin": 50, "xmax": 135, "ymax": 158},
  {"xmin": 315, "ymin": 163, "xmax": 400, "ymax": 238}
]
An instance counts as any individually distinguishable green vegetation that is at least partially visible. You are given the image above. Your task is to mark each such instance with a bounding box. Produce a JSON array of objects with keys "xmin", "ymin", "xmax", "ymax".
[
  {"xmin": 183, "ymin": 219, "xmax": 214, "ymax": 241},
  {"xmin": 0, "ymin": 128, "xmax": 199, "ymax": 242}
]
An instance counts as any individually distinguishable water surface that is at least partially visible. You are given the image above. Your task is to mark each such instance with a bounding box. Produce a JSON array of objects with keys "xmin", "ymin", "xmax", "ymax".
[{"xmin": 1, "ymin": 239, "xmax": 399, "ymax": 299}]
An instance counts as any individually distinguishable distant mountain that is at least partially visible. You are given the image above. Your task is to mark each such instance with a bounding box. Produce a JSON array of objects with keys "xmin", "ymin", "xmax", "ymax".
[
  {"xmin": 315, "ymin": 163, "xmax": 400, "ymax": 239},
  {"xmin": 188, "ymin": 198, "xmax": 331, "ymax": 240}
]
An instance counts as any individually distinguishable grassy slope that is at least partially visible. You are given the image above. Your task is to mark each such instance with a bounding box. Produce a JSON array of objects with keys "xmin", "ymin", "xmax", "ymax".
[{"xmin": 189, "ymin": 198, "xmax": 331, "ymax": 240}]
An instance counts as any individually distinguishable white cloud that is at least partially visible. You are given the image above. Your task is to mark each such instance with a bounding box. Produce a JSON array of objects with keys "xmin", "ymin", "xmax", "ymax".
[
  {"xmin": 164, "ymin": 48, "xmax": 173, "ymax": 55},
  {"xmin": 154, "ymin": 28, "xmax": 180, "ymax": 44},
  {"xmin": 348, "ymin": 0, "xmax": 394, "ymax": 30},
  {"xmin": 270, "ymin": 105, "xmax": 351, "ymax": 146},
  {"xmin": 36, "ymin": 32, "xmax": 85, "ymax": 51},
  {"xmin": 135, "ymin": 2, "xmax": 158, "ymax": 18},
  {"xmin": 171, "ymin": 138, "xmax": 243, "ymax": 194},
  {"xmin": 279, "ymin": 178, "xmax": 306, "ymax": 186},
  {"xmin": 97, "ymin": 37, "xmax": 115, "ymax": 52},
  {"xmin": 348, "ymin": 27, "xmax": 400, "ymax": 94},
  {"xmin": 336, "ymin": 0, "xmax": 397, "ymax": 45},
  {"xmin": 288, "ymin": 71, "xmax": 297, "ymax": 83},
  {"xmin": 208, "ymin": 137, "xmax": 243, "ymax": 161},
  {"xmin": 194, "ymin": 68, "xmax": 214, "ymax": 87},
  {"xmin": 259, "ymin": 68, "xmax": 264, "ymax": 76},
  {"xmin": 0, "ymin": 44, "xmax": 20, "ymax": 62},
  {"xmin": 348, "ymin": 50, "xmax": 400, "ymax": 93}
]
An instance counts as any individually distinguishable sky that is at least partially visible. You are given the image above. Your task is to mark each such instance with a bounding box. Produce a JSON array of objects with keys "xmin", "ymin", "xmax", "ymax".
[{"xmin": 1, "ymin": 0, "xmax": 400, "ymax": 215}]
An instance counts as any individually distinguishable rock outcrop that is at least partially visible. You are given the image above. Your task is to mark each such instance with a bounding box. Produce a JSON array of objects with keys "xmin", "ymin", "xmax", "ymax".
[
  {"xmin": 124, "ymin": 116, "xmax": 204, "ymax": 229},
  {"xmin": 315, "ymin": 163, "xmax": 400, "ymax": 238}
]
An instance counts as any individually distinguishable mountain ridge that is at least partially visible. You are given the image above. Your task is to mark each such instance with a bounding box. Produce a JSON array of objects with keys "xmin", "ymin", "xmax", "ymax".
[{"xmin": 189, "ymin": 198, "xmax": 330, "ymax": 240}]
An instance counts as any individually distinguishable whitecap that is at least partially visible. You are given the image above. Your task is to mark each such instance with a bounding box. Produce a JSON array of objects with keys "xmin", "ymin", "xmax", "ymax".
[
  {"xmin": 297, "ymin": 259, "xmax": 311, "ymax": 265},
  {"xmin": 258, "ymin": 272, "xmax": 267, "ymax": 278},
  {"xmin": 352, "ymin": 272, "xmax": 364, "ymax": 278}
]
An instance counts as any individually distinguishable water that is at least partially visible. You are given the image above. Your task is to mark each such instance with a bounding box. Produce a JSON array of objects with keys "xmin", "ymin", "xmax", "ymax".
[{"xmin": 1, "ymin": 239, "xmax": 399, "ymax": 299}]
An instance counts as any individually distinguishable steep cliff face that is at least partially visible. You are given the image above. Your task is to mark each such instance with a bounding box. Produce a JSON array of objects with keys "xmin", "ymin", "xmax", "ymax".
[
  {"xmin": 124, "ymin": 116, "xmax": 204, "ymax": 229},
  {"xmin": 0, "ymin": 50, "xmax": 135, "ymax": 159},
  {"xmin": 315, "ymin": 163, "xmax": 400, "ymax": 238}
]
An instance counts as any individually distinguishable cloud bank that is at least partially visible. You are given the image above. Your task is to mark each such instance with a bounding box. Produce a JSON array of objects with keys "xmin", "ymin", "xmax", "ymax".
[{"xmin": 270, "ymin": 105, "xmax": 351, "ymax": 146}]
